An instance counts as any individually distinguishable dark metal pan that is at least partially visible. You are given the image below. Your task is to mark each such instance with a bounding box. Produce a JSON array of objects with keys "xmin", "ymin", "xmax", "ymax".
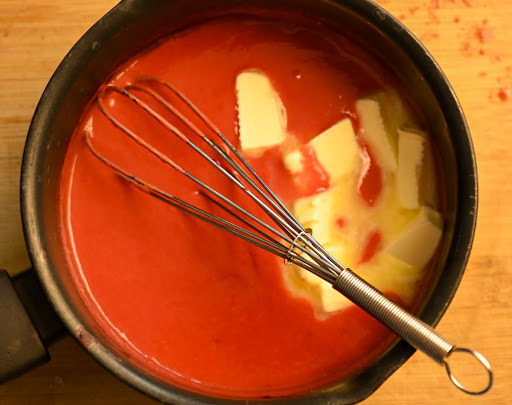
[{"xmin": 1, "ymin": 0, "xmax": 477, "ymax": 403}]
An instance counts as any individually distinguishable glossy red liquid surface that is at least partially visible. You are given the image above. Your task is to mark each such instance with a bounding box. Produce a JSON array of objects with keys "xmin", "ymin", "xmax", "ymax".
[{"xmin": 60, "ymin": 16, "xmax": 401, "ymax": 399}]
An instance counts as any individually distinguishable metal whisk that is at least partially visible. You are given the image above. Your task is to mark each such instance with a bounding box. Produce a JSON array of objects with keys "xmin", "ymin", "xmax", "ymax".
[{"xmin": 85, "ymin": 76, "xmax": 492, "ymax": 395}]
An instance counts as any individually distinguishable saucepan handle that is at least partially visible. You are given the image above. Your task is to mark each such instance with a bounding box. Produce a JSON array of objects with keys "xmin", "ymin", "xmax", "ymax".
[{"xmin": 0, "ymin": 269, "xmax": 66, "ymax": 383}]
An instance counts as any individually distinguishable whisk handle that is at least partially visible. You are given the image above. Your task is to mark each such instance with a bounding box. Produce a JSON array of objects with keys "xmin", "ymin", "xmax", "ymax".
[{"xmin": 333, "ymin": 269, "xmax": 493, "ymax": 395}]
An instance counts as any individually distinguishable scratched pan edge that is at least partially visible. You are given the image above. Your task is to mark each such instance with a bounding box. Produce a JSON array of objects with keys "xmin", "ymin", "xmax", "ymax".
[{"xmin": 20, "ymin": 0, "xmax": 476, "ymax": 404}]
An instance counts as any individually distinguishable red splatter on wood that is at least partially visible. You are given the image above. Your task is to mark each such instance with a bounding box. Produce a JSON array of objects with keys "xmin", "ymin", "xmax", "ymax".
[
  {"xmin": 494, "ymin": 55, "xmax": 502, "ymax": 62},
  {"xmin": 427, "ymin": 7, "xmax": 440, "ymax": 23},
  {"xmin": 476, "ymin": 26, "xmax": 495, "ymax": 43},
  {"xmin": 479, "ymin": 49, "xmax": 485, "ymax": 55},
  {"xmin": 479, "ymin": 72, "xmax": 487, "ymax": 77},
  {"xmin": 462, "ymin": 42, "xmax": 472, "ymax": 52},
  {"xmin": 336, "ymin": 218, "xmax": 346, "ymax": 228},
  {"xmin": 454, "ymin": 16, "xmax": 460, "ymax": 23},
  {"xmin": 409, "ymin": 6, "xmax": 420, "ymax": 14},
  {"xmin": 498, "ymin": 87, "xmax": 510, "ymax": 101},
  {"xmin": 463, "ymin": 0, "xmax": 475, "ymax": 6},
  {"xmin": 398, "ymin": 14, "xmax": 406, "ymax": 20},
  {"xmin": 432, "ymin": 0, "xmax": 442, "ymax": 8},
  {"xmin": 422, "ymin": 32, "xmax": 441, "ymax": 42}
]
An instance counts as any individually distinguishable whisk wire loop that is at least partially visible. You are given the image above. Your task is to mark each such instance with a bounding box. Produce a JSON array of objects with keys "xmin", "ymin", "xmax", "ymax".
[
  {"xmin": 98, "ymin": 86, "xmax": 293, "ymax": 241},
  {"xmin": 135, "ymin": 77, "xmax": 334, "ymax": 257},
  {"xmin": 86, "ymin": 133, "xmax": 336, "ymax": 281},
  {"xmin": 130, "ymin": 80, "xmax": 311, "ymax": 244},
  {"xmin": 97, "ymin": 81, "xmax": 341, "ymax": 276}
]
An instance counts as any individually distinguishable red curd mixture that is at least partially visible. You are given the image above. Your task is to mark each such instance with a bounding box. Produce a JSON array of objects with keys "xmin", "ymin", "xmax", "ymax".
[{"xmin": 59, "ymin": 15, "xmax": 437, "ymax": 399}]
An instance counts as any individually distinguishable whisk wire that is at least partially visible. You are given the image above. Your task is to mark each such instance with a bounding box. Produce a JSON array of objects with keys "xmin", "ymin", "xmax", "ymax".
[
  {"xmin": 97, "ymin": 82, "xmax": 341, "ymax": 275},
  {"xmin": 98, "ymin": 87, "xmax": 291, "ymax": 241},
  {"xmin": 128, "ymin": 80, "xmax": 305, "ymax": 241},
  {"xmin": 135, "ymin": 77, "xmax": 334, "ymax": 259},
  {"xmin": 86, "ymin": 76, "xmax": 493, "ymax": 395},
  {"xmin": 137, "ymin": 79, "xmax": 344, "ymax": 273},
  {"xmin": 87, "ymin": 131, "xmax": 336, "ymax": 282}
]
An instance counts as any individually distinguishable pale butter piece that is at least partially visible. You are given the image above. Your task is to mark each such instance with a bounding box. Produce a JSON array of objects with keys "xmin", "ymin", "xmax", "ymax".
[
  {"xmin": 385, "ymin": 206, "xmax": 443, "ymax": 269},
  {"xmin": 356, "ymin": 98, "xmax": 397, "ymax": 173},
  {"xmin": 236, "ymin": 70, "xmax": 286, "ymax": 151},
  {"xmin": 296, "ymin": 244, "xmax": 347, "ymax": 289},
  {"xmin": 397, "ymin": 129, "xmax": 425, "ymax": 209},
  {"xmin": 320, "ymin": 251, "xmax": 421, "ymax": 313},
  {"xmin": 320, "ymin": 284, "xmax": 350, "ymax": 313},
  {"xmin": 293, "ymin": 187, "xmax": 342, "ymax": 245},
  {"xmin": 293, "ymin": 195, "xmax": 318, "ymax": 225},
  {"xmin": 297, "ymin": 267, "xmax": 323, "ymax": 286},
  {"xmin": 282, "ymin": 91, "xmax": 444, "ymax": 317},
  {"xmin": 317, "ymin": 244, "xmax": 351, "ymax": 312},
  {"xmin": 375, "ymin": 89, "xmax": 414, "ymax": 140},
  {"xmin": 283, "ymin": 149, "xmax": 304, "ymax": 174},
  {"xmin": 369, "ymin": 253, "xmax": 423, "ymax": 305},
  {"xmin": 308, "ymin": 119, "xmax": 361, "ymax": 183}
]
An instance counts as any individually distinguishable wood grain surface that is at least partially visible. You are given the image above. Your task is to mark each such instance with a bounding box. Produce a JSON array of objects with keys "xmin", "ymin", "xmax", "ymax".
[{"xmin": 0, "ymin": 0, "xmax": 510, "ymax": 404}]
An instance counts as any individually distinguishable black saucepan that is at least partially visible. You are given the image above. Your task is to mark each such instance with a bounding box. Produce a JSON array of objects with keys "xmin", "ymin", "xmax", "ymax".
[{"xmin": 0, "ymin": 0, "xmax": 477, "ymax": 403}]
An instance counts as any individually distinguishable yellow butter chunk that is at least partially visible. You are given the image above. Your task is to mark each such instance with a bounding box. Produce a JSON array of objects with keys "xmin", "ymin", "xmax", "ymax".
[
  {"xmin": 320, "ymin": 251, "xmax": 422, "ymax": 313},
  {"xmin": 385, "ymin": 206, "xmax": 443, "ymax": 270},
  {"xmin": 320, "ymin": 284, "xmax": 350, "ymax": 313},
  {"xmin": 236, "ymin": 70, "xmax": 286, "ymax": 151},
  {"xmin": 356, "ymin": 98, "xmax": 397, "ymax": 173},
  {"xmin": 317, "ymin": 244, "xmax": 350, "ymax": 312},
  {"xmin": 368, "ymin": 253, "xmax": 423, "ymax": 304},
  {"xmin": 308, "ymin": 119, "xmax": 361, "ymax": 183},
  {"xmin": 397, "ymin": 129, "xmax": 425, "ymax": 209},
  {"xmin": 375, "ymin": 89, "xmax": 414, "ymax": 139},
  {"xmin": 297, "ymin": 244, "xmax": 346, "ymax": 288},
  {"xmin": 309, "ymin": 118, "xmax": 361, "ymax": 183},
  {"xmin": 293, "ymin": 187, "xmax": 342, "ymax": 245},
  {"xmin": 283, "ymin": 149, "xmax": 304, "ymax": 174},
  {"xmin": 282, "ymin": 90, "xmax": 443, "ymax": 318},
  {"xmin": 283, "ymin": 119, "xmax": 361, "ymax": 180},
  {"xmin": 297, "ymin": 267, "xmax": 323, "ymax": 286}
]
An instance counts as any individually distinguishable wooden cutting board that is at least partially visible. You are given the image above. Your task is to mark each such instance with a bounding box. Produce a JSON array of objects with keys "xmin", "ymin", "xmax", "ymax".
[{"xmin": 0, "ymin": 0, "xmax": 510, "ymax": 404}]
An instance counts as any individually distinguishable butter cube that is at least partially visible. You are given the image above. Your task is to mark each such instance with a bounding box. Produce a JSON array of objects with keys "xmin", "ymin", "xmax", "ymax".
[
  {"xmin": 298, "ymin": 267, "xmax": 324, "ymax": 286},
  {"xmin": 385, "ymin": 206, "xmax": 443, "ymax": 269},
  {"xmin": 236, "ymin": 70, "xmax": 286, "ymax": 151},
  {"xmin": 308, "ymin": 119, "xmax": 361, "ymax": 183},
  {"xmin": 375, "ymin": 89, "xmax": 413, "ymax": 139},
  {"xmin": 283, "ymin": 149, "xmax": 304, "ymax": 174},
  {"xmin": 356, "ymin": 98, "xmax": 397, "ymax": 173},
  {"xmin": 397, "ymin": 129, "xmax": 425, "ymax": 209},
  {"xmin": 293, "ymin": 188, "xmax": 341, "ymax": 245},
  {"xmin": 321, "ymin": 284, "xmax": 351, "ymax": 313},
  {"xmin": 316, "ymin": 245, "xmax": 352, "ymax": 313},
  {"xmin": 293, "ymin": 194, "xmax": 318, "ymax": 225},
  {"xmin": 370, "ymin": 253, "xmax": 422, "ymax": 304}
]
